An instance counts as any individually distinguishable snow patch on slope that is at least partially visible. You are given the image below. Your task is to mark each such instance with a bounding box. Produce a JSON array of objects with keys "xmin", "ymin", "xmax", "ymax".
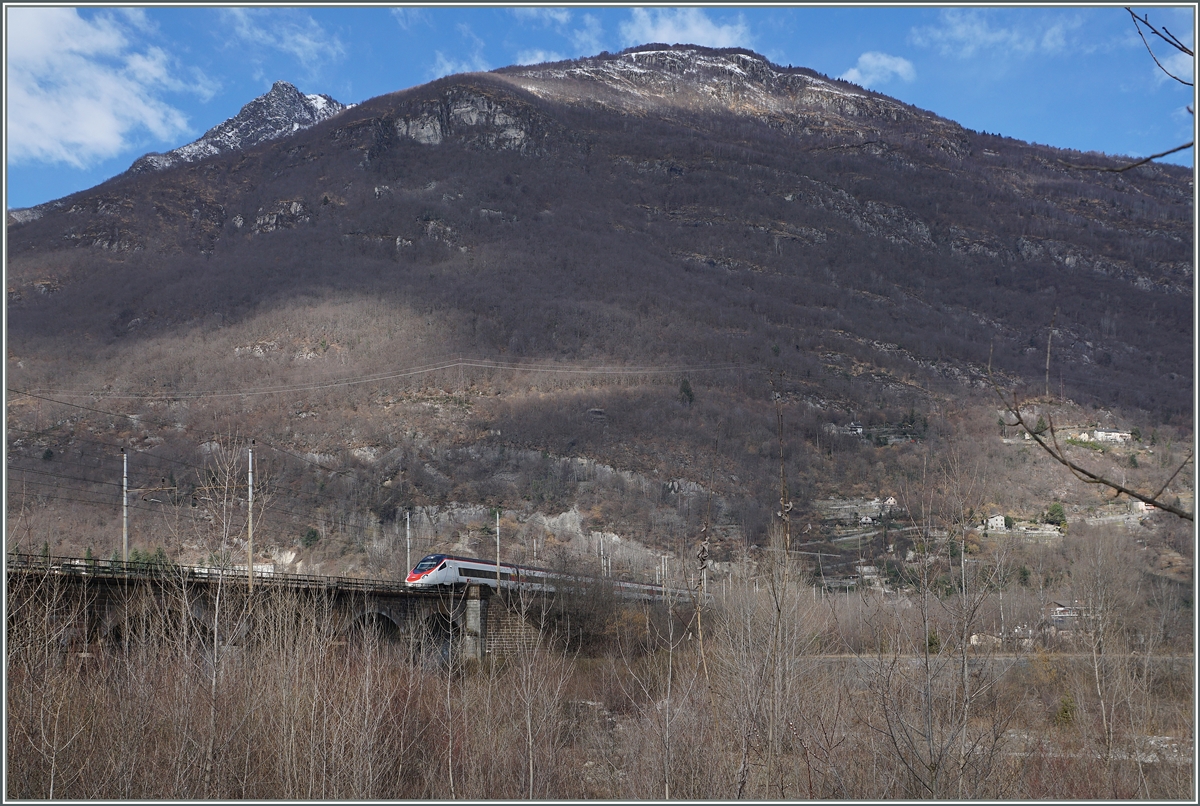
[{"xmin": 503, "ymin": 46, "xmax": 895, "ymax": 121}]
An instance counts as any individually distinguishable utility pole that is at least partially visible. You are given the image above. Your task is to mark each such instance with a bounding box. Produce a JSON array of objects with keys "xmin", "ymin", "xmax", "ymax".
[
  {"xmin": 121, "ymin": 448, "xmax": 128, "ymax": 567},
  {"xmin": 495, "ymin": 508, "xmax": 501, "ymax": 589},
  {"xmin": 118, "ymin": 450, "xmax": 175, "ymax": 572},
  {"xmin": 1045, "ymin": 308, "xmax": 1058, "ymax": 399},
  {"xmin": 247, "ymin": 440, "xmax": 254, "ymax": 592},
  {"xmin": 406, "ymin": 510, "xmax": 411, "ymax": 575}
]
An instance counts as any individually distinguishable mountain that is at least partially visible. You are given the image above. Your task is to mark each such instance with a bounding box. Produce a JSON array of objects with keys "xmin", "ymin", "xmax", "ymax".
[
  {"xmin": 5, "ymin": 45, "xmax": 1192, "ymax": 574},
  {"xmin": 8, "ymin": 45, "xmax": 1190, "ymax": 401},
  {"xmin": 501, "ymin": 46, "xmax": 949, "ymax": 130},
  {"xmin": 126, "ymin": 80, "xmax": 349, "ymax": 176},
  {"xmin": 6, "ymin": 81, "xmax": 348, "ymax": 225}
]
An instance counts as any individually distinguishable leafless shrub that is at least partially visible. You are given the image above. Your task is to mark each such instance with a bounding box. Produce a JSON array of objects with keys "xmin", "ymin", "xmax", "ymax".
[{"xmin": 6, "ymin": 553, "xmax": 1191, "ymax": 799}]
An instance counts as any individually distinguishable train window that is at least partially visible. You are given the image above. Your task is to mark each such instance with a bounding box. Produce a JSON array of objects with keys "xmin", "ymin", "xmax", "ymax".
[{"xmin": 412, "ymin": 556, "xmax": 441, "ymax": 573}]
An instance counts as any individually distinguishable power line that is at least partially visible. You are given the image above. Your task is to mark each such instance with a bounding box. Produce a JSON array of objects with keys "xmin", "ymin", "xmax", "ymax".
[
  {"xmin": 7, "ymin": 437, "xmax": 221, "ymax": 480},
  {"xmin": 13, "ymin": 358, "xmax": 1174, "ymax": 418},
  {"xmin": 10, "ymin": 356, "xmax": 746, "ymax": 400},
  {"xmin": 6, "ymin": 395, "xmax": 361, "ymax": 487},
  {"xmin": 9, "ymin": 426, "xmax": 388, "ymax": 527},
  {"xmin": 8, "ymin": 454, "xmax": 119, "ymax": 476},
  {"xmin": 7, "ymin": 391, "xmax": 427, "ymax": 523},
  {"xmin": 9, "ymin": 441, "xmax": 391, "ymax": 522},
  {"xmin": 5, "ymin": 466, "xmax": 121, "ymax": 489},
  {"xmin": 6, "ymin": 394, "xmax": 499, "ymax": 556},
  {"xmin": 4, "ymin": 456, "xmax": 347, "ymax": 518},
  {"xmin": 8, "ymin": 425, "xmax": 174, "ymax": 454},
  {"xmin": 253, "ymin": 437, "xmax": 360, "ymax": 480},
  {"xmin": 8, "ymin": 484, "xmax": 361, "ymax": 551},
  {"xmin": 9, "ymin": 488, "xmax": 154, "ymax": 515}
]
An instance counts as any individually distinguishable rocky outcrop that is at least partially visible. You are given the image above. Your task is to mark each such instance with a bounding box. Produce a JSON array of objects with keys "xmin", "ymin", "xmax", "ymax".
[
  {"xmin": 252, "ymin": 199, "xmax": 311, "ymax": 233},
  {"xmin": 393, "ymin": 88, "xmax": 543, "ymax": 153}
]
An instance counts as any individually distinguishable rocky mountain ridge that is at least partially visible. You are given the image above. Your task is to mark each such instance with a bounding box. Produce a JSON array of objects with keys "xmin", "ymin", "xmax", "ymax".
[
  {"xmin": 500, "ymin": 45, "xmax": 929, "ymax": 127},
  {"xmin": 129, "ymin": 80, "xmax": 349, "ymax": 175},
  {"xmin": 7, "ymin": 81, "xmax": 348, "ymax": 225}
]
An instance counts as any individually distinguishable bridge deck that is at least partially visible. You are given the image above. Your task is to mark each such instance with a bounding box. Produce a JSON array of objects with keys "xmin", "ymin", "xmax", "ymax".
[
  {"xmin": 7, "ymin": 553, "xmax": 417, "ymax": 595},
  {"xmin": 7, "ymin": 553, "xmax": 707, "ymax": 605}
]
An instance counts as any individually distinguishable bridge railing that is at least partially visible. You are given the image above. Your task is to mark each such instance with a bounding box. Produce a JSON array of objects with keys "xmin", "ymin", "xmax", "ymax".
[
  {"xmin": 8, "ymin": 553, "xmax": 714, "ymax": 605},
  {"xmin": 6, "ymin": 553, "xmax": 413, "ymax": 595}
]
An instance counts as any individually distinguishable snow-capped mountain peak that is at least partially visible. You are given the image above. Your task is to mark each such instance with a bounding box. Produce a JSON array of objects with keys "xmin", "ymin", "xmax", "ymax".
[{"xmin": 127, "ymin": 81, "xmax": 349, "ymax": 175}]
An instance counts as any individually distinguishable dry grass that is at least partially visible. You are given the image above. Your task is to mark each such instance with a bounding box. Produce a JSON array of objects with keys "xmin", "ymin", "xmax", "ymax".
[{"xmin": 6, "ymin": 559, "xmax": 1191, "ymax": 800}]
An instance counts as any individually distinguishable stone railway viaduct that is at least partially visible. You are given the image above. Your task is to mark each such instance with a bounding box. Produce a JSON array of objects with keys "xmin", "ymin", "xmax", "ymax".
[{"xmin": 7, "ymin": 555, "xmax": 553, "ymax": 663}]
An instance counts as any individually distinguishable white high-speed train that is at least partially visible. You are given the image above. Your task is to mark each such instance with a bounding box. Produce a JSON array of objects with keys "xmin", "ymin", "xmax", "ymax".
[
  {"xmin": 406, "ymin": 553, "xmax": 546, "ymax": 588},
  {"xmin": 405, "ymin": 553, "xmax": 698, "ymax": 602}
]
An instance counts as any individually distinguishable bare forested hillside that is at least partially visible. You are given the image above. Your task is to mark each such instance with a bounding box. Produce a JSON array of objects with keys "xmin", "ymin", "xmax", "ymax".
[{"xmin": 6, "ymin": 44, "xmax": 1192, "ymax": 583}]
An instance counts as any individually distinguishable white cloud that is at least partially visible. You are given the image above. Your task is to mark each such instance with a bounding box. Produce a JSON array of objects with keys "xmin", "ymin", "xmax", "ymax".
[
  {"xmin": 391, "ymin": 8, "xmax": 428, "ymax": 31},
  {"xmin": 116, "ymin": 7, "xmax": 156, "ymax": 34},
  {"xmin": 221, "ymin": 8, "xmax": 345, "ymax": 77},
  {"xmin": 511, "ymin": 8, "xmax": 572, "ymax": 27},
  {"xmin": 619, "ymin": 8, "xmax": 752, "ymax": 49},
  {"xmin": 516, "ymin": 49, "xmax": 567, "ymax": 66},
  {"xmin": 1038, "ymin": 20, "xmax": 1072, "ymax": 53},
  {"xmin": 6, "ymin": 7, "xmax": 198, "ymax": 168},
  {"xmin": 910, "ymin": 9, "xmax": 1079, "ymax": 59},
  {"xmin": 430, "ymin": 24, "xmax": 490, "ymax": 78},
  {"xmin": 510, "ymin": 8, "xmax": 605, "ymax": 57},
  {"xmin": 457, "ymin": 22, "xmax": 486, "ymax": 51},
  {"xmin": 571, "ymin": 13, "xmax": 606, "ymax": 55},
  {"xmin": 840, "ymin": 52, "xmax": 916, "ymax": 88},
  {"xmin": 431, "ymin": 51, "xmax": 490, "ymax": 78}
]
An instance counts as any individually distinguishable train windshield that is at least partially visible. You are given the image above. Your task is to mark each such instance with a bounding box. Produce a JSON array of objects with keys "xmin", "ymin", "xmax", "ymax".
[{"xmin": 411, "ymin": 555, "xmax": 443, "ymax": 574}]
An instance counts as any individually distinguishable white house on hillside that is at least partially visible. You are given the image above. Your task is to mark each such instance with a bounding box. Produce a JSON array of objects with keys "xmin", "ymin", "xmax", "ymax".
[{"xmin": 984, "ymin": 514, "xmax": 1006, "ymax": 531}]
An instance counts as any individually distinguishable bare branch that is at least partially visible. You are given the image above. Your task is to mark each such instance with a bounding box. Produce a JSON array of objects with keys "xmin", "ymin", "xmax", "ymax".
[
  {"xmin": 986, "ymin": 366, "xmax": 1193, "ymax": 521},
  {"xmin": 1159, "ymin": 25, "xmax": 1193, "ymax": 54},
  {"xmin": 1058, "ymin": 140, "xmax": 1194, "ymax": 173},
  {"xmin": 1056, "ymin": 10, "xmax": 1194, "ymax": 173},
  {"xmin": 1127, "ymin": 7, "xmax": 1194, "ymax": 86},
  {"xmin": 1152, "ymin": 451, "xmax": 1194, "ymax": 502}
]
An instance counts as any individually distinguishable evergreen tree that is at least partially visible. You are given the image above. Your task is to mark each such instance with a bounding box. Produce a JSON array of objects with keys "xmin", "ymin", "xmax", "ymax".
[{"xmin": 678, "ymin": 377, "xmax": 694, "ymax": 406}]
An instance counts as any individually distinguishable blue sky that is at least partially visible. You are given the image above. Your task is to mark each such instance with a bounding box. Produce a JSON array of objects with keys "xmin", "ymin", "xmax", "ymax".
[{"xmin": 5, "ymin": 5, "xmax": 1195, "ymax": 210}]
